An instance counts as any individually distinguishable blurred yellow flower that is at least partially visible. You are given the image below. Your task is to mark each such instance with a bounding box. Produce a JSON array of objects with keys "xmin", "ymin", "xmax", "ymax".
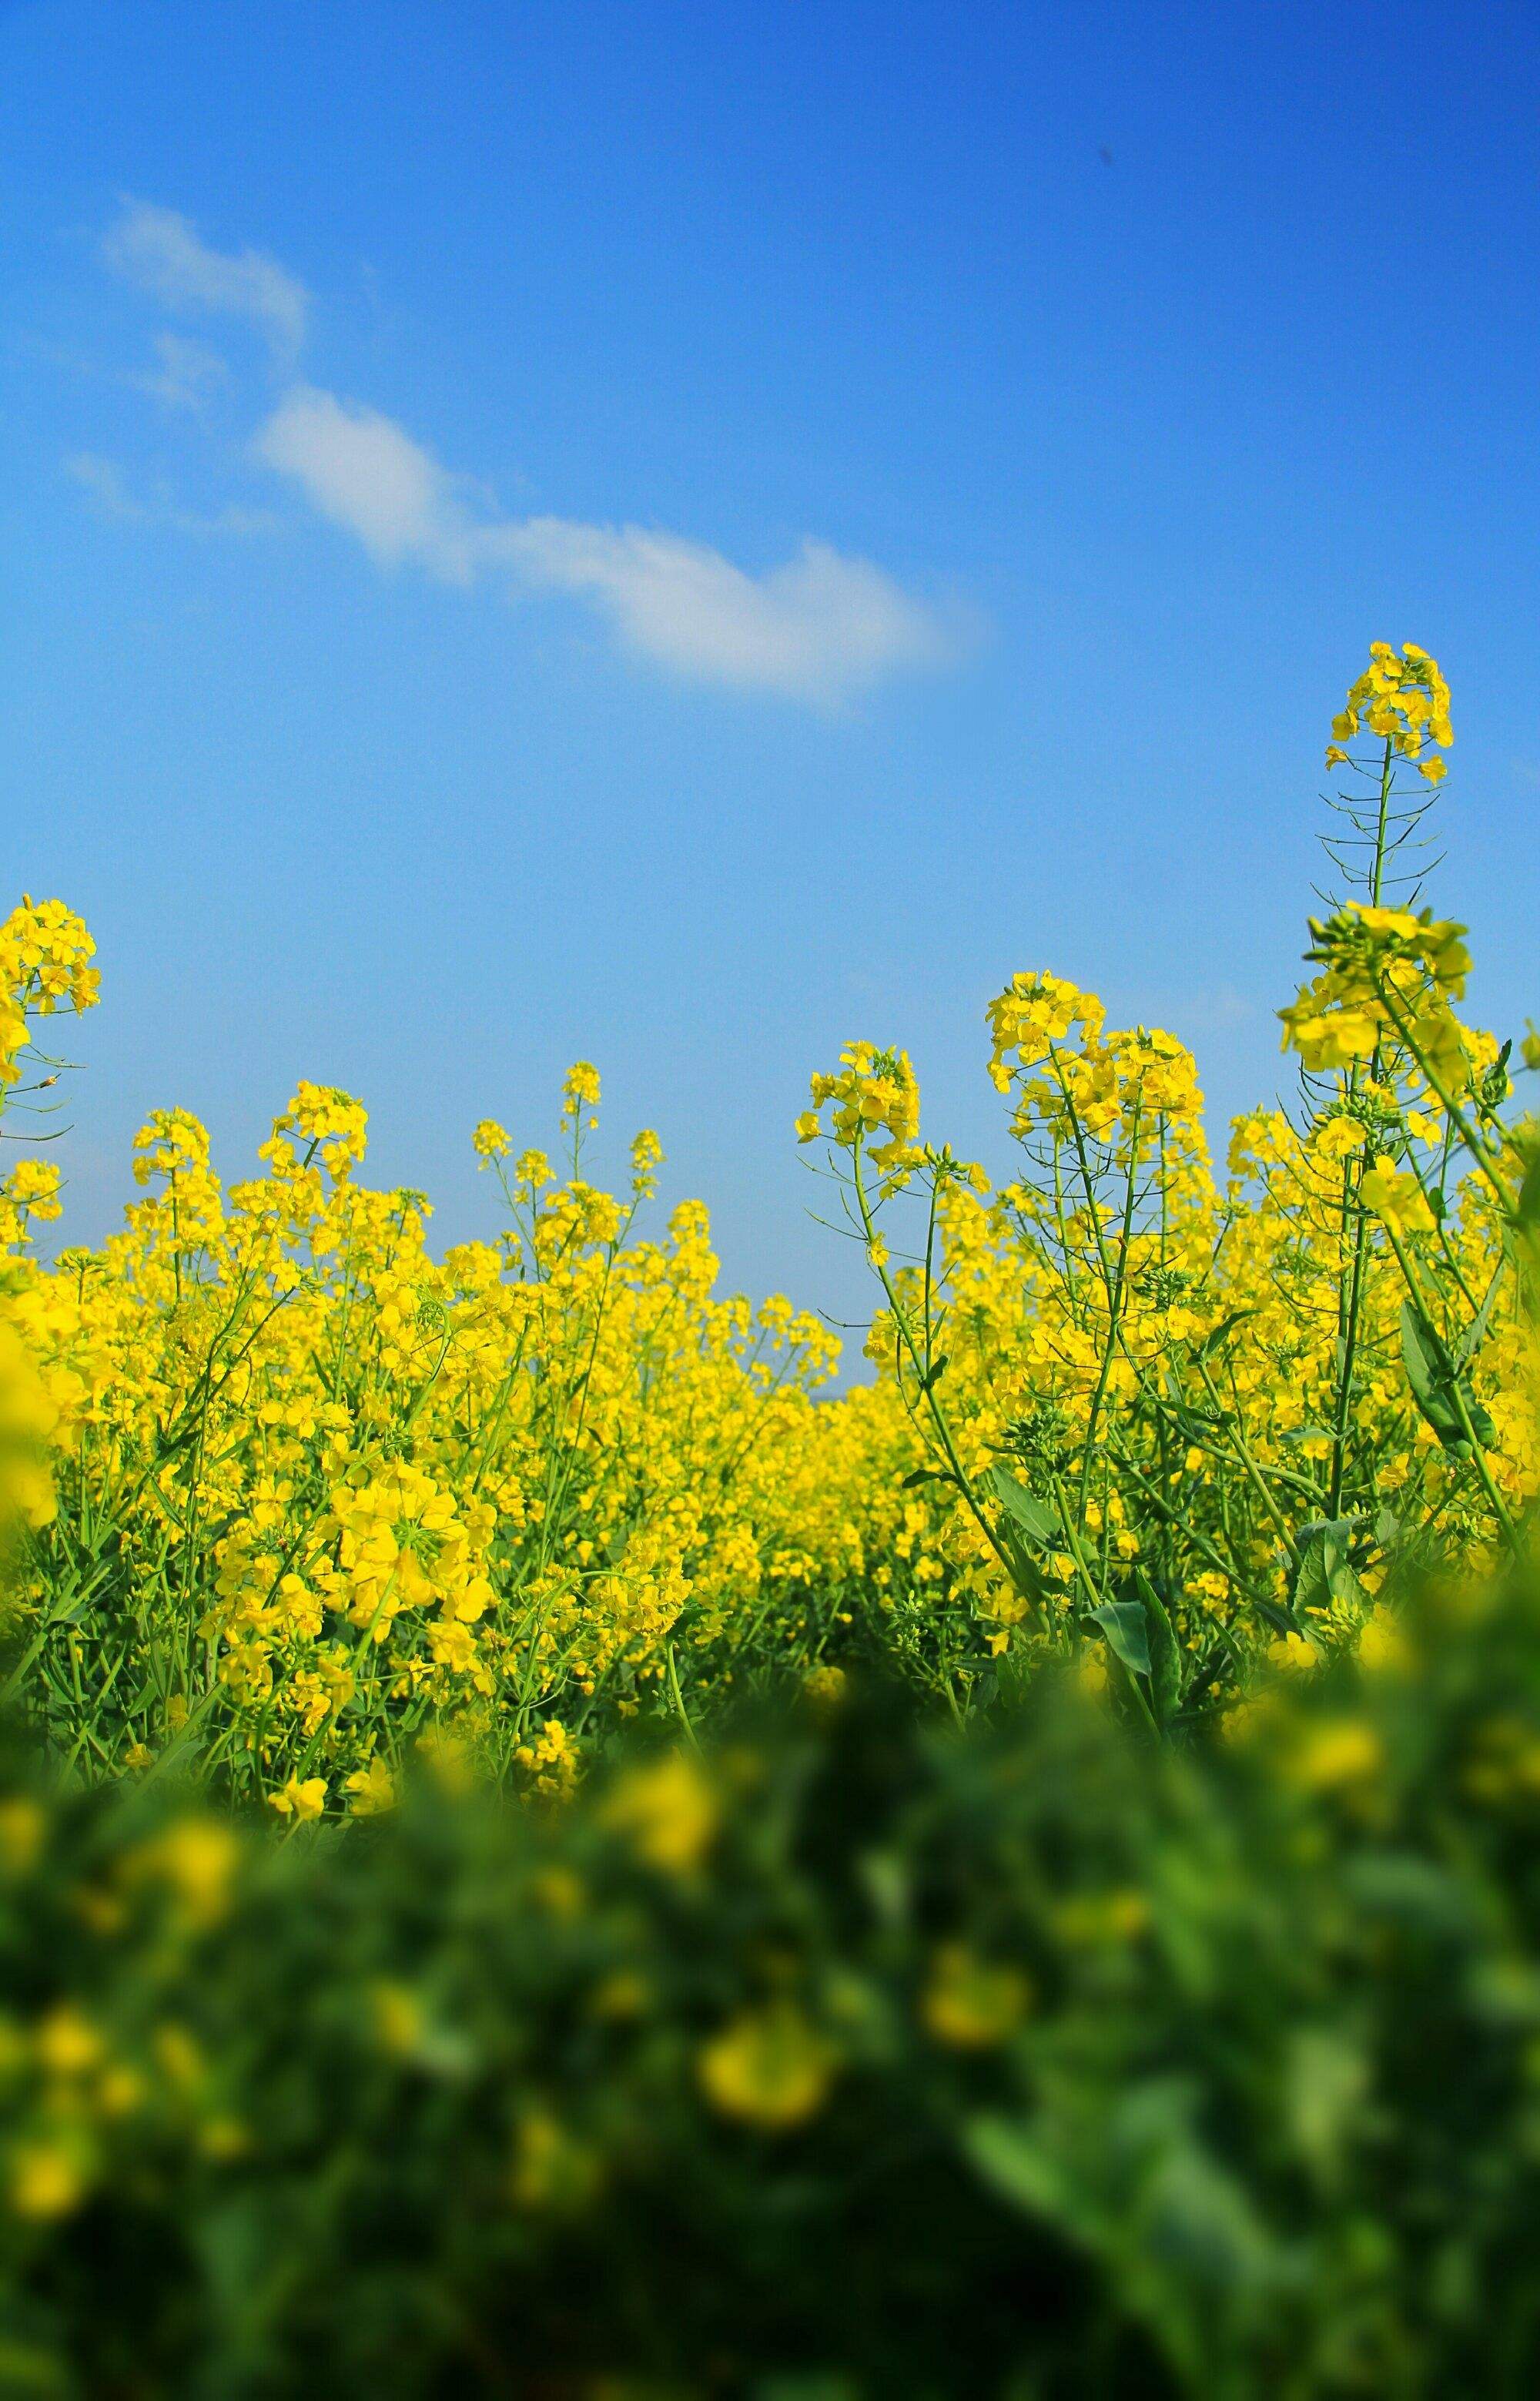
[{"xmin": 699, "ymin": 2004, "xmax": 835, "ymax": 2130}]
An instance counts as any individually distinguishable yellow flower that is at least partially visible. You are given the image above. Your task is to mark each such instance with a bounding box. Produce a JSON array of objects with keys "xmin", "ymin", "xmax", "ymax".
[
  {"xmin": 1356, "ymin": 1606, "xmax": 1404, "ymax": 1672},
  {"xmin": 199, "ymin": 2117, "xmax": 250, "ymax": 2161},
  {"xmin": 345, "ymin": 1756, "xmax": 397, "ymax": 1817},
  {"xmin": 472, "ymin": 1119, "xmax": 511, "ymax": 1163},
  {"xmin": 922, "ymin": 1945, "xmax": 1031, "ymax": 2048},
  {"xmin": 1289, "ymin": 1716, "xmax": 1384, "ymax": 1791},
  {"xmin": 1327, "ymin": 644, "xmax": 1451, "ymax": 778},
  {"xmin": 603, "ymin": 1752, "xmax": 718, "ymax": 1874},
  {"xmin": 629, "ymin": 1127, "xmax": 664, "ymax": 1196},
  {"xmin": 0, "ymin": 1798, "xmax": 45, "ymax": 1877},
  {"xmin": 263, "ymin": 1082, "xmax": 368, "ymax": 1181},
  {"xmin": 8, "ymin": 2140, "xmax": 84, "ymax": 2221},
  {"xmin": 134, "ymin": 1818, "xmax": 239, "ymax": 1924},
  {"xmin": 802, "ymin": 1043, "xmax": 920, "ymax": 1175},
  {"xmin": 35, "ymin": 2006, "xmax": 102, "ymax": 2078},
  {"xmin": 1359, "ymin": 1162, "xmax": 1434, "ymax": 1236},
  {"xmin": 1312, "ymin": 1113, "xmax": 1367, "ymax": 1162},
  {"xmin": 510, "ymin": 2108, "xmax": 600, "ymax": 2211},
  {"xmin": 514, "ymin": 1718, "xmax": 578, "ymax": 1796},
  {"xmin": 699, "ymin": 2004, "xmax": 835, "ymax": 2130},
  {"xmin": 561, "ymin": 1060, "xmax": 601, "ymax": 1118},
  {"xmin": 268, "ymin": 1775, "xmax": 327, "ymax": 1823},
  {"xmin": 1279, "ymin": 1002, "xmax": 1381, "ymax": 1073},
  {"xmin": 371, "ymin": 1981, "xmax": 424, "ymax": 2058}
]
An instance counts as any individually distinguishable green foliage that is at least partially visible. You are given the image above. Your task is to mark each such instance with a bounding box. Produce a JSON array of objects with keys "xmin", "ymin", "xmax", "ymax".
[{"xmin": 7, "ymin": 1573, "xmax": 1540, "ymax": 2395}]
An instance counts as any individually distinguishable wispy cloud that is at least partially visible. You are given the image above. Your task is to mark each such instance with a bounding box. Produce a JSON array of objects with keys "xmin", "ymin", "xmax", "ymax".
[
  {"xmin": 103, "ymin": 201, "xmax": 309, "ymax": 358},
  {"xmin": 256, "ymin": 387, "xmax": 948, "ymax": 698},
  {"xmin": 91, "ymin": 213, "xmax": 956, "ymax": 698},
  {"xmin": 503, "ymin": 521, "xmax": 943, "ymax": 697},
  {"xmin": 66, "ymin": 452, "xmax": 276, "ymax": 540},
  {"xmin": 131, "ymin": 331, "xmax": 229, "ymax": 412},
  {"xmin": 256, "ymin": 387, "xmax": 482, "ymax": 579},
  {"xmin": 66, "ymin": 452, "xmax": 145, "ymax": 522}
]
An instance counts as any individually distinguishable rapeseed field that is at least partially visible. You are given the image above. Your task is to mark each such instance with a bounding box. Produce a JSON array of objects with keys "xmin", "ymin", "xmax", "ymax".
[
  {"xmin": 2, "ymin": 643, "xmax": 1528, "ymax": 1796},
  {"xmin": 5, "ymin": 644, "xmax": 1540, "ymax": 2396}
]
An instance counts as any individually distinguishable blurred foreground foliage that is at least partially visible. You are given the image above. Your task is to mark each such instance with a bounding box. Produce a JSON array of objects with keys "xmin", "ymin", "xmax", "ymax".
[{"xmin": 5, "ymin": 1572, "xmax": 1540, "ymax": 2396}]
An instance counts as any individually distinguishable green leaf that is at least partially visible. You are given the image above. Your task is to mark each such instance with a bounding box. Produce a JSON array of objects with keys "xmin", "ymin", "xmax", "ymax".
[
  {"xmin": 1292, "ymin": 1538, "xmax": 1330, "ymax": 1619},
  {"xmin": 963, "ymin": 2115, "xmax": 1073, "ymax": 2222},
  {"xmin": 1453, "ymin": 1258, "xmax": 1505, "ymax": 1372},
  {"xmin": 1292, "ymin": 1523, "xmax": 1361, "ymax": 1618},
  {"xmin": 1399, "ymin": 1302, "xmax": 1461, "ymax": 1443},
  {"xmin": 1089, "ymin": 1600, "xmax": 1150, "ymax": 1680},
  {"xmin": 1514, "ymin": 1145, "xmax": 1540, "ymax": 1297},
  {"xmin": 1400, "ymin": 1302, "xmax": 1497, "ymax": 1453},
  {"xmin": 1326, "ymin": 1542, "xmax": 1361, "ymax": 1609},
  {"xmin": 1139, "ymin": 1578, "xmax": 1184, "ymax": 1726},
  {"xmin": 1296, "ymin": 1514, "xmax": 1365, "ymax": 1542},
  {"xmin": 146, "ymin": 1473, "xmax": 188, "ymax": 1532},
  {"xmin": 987, "ymin": 1465, "xmax": 1060, "ymax": 1548},
  {"xmin": 1193, "ymin": 1305, "xmax": 1257, "ymax": 1362}
]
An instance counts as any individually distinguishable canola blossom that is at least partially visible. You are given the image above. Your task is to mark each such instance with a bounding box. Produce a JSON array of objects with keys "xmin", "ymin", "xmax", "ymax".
[{"xmin": 2, "ymin": 644, "xmax": 1535, "ymax": 1800}]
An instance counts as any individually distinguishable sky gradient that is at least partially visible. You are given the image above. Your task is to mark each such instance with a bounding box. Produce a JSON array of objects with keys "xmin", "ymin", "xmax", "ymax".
[{"xmin": 5, "ymin": 0, "xmax": 1540, "ymax": 1347}]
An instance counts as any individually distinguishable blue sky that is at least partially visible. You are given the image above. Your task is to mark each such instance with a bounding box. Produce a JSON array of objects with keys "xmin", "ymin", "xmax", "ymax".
[{"xmin": 5, "ymin": 0, "xmax": 1540, "ymax": 1344}]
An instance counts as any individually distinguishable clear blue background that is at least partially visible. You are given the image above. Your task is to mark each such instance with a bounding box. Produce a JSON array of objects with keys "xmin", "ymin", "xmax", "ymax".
[{"xmin": 4, "ymin": 0, "xmax": 1539, "ymax": 1348}]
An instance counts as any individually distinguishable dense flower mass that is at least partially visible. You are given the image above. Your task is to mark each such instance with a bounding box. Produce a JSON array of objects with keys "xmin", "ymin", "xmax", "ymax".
[
  {"xmin": 2, "ymin": 642, "xmax": 1536, "ymax": 1805},
  {"xmin": 0, "ymin": 890, "xmax": 867, "ymax": 1801}
]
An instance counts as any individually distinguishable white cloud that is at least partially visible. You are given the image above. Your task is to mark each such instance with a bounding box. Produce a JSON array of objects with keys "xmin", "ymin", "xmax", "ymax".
[
  {"xmin": 255, "ymin": 387, "xmax": 947, "ymax": 698},
  {"xmin": 255, "ymin": 387, "xmax": 480, "ymax": 578},
  {"xmin": 104, "ymin": 201, "xmax": 309, "ymax": 357},
  {"xmin": 501, "ymin": 521, "xmax": 942, "ymax": 696},
  {"xmin": 133, "ymin": 332, "xmax": 229, "ymax": 411}
]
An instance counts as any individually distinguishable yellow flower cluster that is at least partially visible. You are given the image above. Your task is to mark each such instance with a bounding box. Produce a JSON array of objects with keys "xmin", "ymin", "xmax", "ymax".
[
  {"xmin": 1278, "ymin": 902, "xmax": 1471, "ymax": 1079},
  {"xmin": 0, "ymin": 896, "xmax": 102, "ymax": 1549},
  {"xmin": 986, "ymin": 971, "xmax": 1104, "ymax": 1085},
  {"xmin": 798, "ymin": 1043, "xmax": 921, "ymax": 1177},
  {"xmin": 1325, "ymin": 641, "xmax": 1453, "ymax": 782},
  {"xmin": 0, "ymin": 896, "xmax": 98, "ymax": 1095}
]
